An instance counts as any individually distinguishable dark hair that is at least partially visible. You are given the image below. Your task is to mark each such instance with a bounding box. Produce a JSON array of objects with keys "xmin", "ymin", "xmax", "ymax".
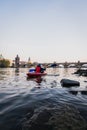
[{"xmin": 37, "ymin": 64, "xmax": 41, "ymax": 67}]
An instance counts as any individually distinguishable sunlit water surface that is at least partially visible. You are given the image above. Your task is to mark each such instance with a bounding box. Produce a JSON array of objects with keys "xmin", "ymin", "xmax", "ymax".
[{"xmin": 0, "ymin": 68, "xmax": 87, "ymax": 130}]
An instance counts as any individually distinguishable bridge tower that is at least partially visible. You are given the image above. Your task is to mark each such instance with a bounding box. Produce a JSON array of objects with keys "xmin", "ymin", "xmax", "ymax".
[
  {"xmin": 76, "ymin": 61, "xmax": 81, "ymax": 68},
  {"xmin": 28, "ymin": 57, "xmax": 31, "ymax": 63},
  {"xmin": 64, "ymin": 61, "xmax": 68, "ymax": 68},
  {"xmin": 15, "ymin": 55, "xmax": 20, "ymax": 68}
]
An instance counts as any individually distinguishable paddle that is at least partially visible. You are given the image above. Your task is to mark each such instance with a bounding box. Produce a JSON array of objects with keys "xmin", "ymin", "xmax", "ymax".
[{"xmin": 47, "ymin": 74, "xmax": 59, "ymax": 76}]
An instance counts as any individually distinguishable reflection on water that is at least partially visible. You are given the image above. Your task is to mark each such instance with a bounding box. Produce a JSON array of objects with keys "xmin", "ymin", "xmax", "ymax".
[
  {"xmin": 27, "ymin": 76, "xmax": 44, "ymax": 85},
  {"xmin": 0, "ymin": 68, "xmax": 87, "ymax": 130}
]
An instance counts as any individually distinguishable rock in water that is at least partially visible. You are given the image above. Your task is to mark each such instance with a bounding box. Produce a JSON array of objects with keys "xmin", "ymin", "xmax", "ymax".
[
  {"xmin": 21, "ymin": 105, "xmax": 87, "ymax": 130},
  {"xmin": 60, "ymin": 79, "xmax": 80, "ymax": 87}
]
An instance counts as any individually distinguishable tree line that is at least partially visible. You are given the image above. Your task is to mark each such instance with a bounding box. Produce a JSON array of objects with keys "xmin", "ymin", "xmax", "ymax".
[{"xmin": 0, "ymin": 59, "xmax": 10, "ymax": 67}]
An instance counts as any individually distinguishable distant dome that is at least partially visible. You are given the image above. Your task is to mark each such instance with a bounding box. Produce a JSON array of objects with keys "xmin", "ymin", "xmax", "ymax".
[{"xmin": 0, "ymin": 54, "xmax": 4, "ymax": 60}]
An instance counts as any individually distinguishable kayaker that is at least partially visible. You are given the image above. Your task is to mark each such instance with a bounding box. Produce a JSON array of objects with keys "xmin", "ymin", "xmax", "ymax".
[
  {"xmin": 35, "ymin": 64, "xmax": 46, "ymax": 73},
  {"xmin": 35, "ymin": 64, "xmax": 41, "ymax": 73},
  {"xmin": 40, "ymin": 64, "xmax": 46, "ymax": 73}
]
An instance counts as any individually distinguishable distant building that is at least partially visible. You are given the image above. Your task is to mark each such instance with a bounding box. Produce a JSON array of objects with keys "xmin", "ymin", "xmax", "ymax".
[
  {"xmin": 28, "ymin": 57, "xmax": 32, "ymax": 64},
  {"xmin": 20, "ymin": 61, "xmax": 27, "ymax": 67},
  {"xmin": 0, "ymin": 54, "xmax": 4, "ymax": 60},
  {"xmin": 15, "ymin": 55, "xmax": 20, "ymax": 68}
]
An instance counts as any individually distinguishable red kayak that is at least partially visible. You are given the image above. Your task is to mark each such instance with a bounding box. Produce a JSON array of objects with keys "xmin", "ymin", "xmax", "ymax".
[{"xmin": 27, "ymin": 72, "xmax": 47, "ymax": 78}]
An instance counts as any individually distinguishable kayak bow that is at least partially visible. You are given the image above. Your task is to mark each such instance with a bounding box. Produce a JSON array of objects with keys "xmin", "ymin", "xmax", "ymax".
[{"xmin": 27, "ymin": 72, "xmax": 47, "ymax": 78}]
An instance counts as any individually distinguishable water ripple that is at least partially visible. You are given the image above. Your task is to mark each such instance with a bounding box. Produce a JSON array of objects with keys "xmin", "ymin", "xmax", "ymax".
[{"xmin": 0, "ymin": 68, "xmax": 87, "ymax": 130}]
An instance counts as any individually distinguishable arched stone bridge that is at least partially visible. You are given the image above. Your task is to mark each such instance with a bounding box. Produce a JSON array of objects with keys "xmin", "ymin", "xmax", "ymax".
[{"xmin": 46, "ymin": 61, "xmax": 87, "ymax": 68}]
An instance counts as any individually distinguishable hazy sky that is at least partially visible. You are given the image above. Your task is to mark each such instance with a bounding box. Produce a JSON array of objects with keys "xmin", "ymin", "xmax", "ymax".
[{"xmin": 0, "ymin": 0, "xmax": 87, "ymax": 63}]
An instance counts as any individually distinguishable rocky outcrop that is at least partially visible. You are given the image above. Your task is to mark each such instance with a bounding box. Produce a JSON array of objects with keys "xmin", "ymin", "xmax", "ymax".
[
  {"xmin": 21, "ymin": 105, "xmax": 87, "ymax": 130},
  {"xmin": 74, "ymin": 69, "xmax": 87, "ymax": 76},
  {"xmin": 60, "ymin": 79, "xmax": 80, "ymax": 87},
  {"xmin": 69, "ymin": 90, "xmax": 87, "ymax": 95}
]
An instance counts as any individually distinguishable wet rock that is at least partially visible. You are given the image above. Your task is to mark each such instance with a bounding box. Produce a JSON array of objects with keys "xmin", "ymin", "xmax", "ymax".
[
  {"xmin": 69, "ymin": 90, "xmax": 78, "ymax": 95},
  {"xmin": 81, "ymin": 91, "xmax": 87, "ymax": 95},
  {"xmin": 74, "ymin": 69, "xmax": 87, "ymax": 76},
  {"xmin": 60, "ymin": 79, "xmax": 80, "ymax": 87},
  {"xmin": 84, "ymin": 81, "xmax": 87, "ymax": 82},
  {"xmin": 15, "ymin": 108, "xmax": 34, "ymax": 130},
  {"xmin": 22, "ymin": 105, "xmax": 87, "ymax": 130},
  {"xmin": 22, "ymin": 108, "xmax": 52, "ymax": 130}
]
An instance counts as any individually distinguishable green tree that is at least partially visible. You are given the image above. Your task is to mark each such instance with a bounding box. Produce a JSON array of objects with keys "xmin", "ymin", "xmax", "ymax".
[{"xmin": 0, "ymin": 59, "xmax": 10, "ymax": 67}]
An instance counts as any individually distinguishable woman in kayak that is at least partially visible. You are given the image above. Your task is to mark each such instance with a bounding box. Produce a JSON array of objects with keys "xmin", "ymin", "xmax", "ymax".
[
  {"xmin": 35, "ymin": 64, "xmax": 41, "ymax": 73},
  {"xmin": 35, "ymin": 64, "xmax": 46, "ymax": 73}
]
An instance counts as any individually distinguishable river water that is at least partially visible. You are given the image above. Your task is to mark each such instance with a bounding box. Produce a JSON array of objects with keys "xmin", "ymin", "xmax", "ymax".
[{"xmin": 0, "ymin": 68, "xmax": 87, "ymax": 130}]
